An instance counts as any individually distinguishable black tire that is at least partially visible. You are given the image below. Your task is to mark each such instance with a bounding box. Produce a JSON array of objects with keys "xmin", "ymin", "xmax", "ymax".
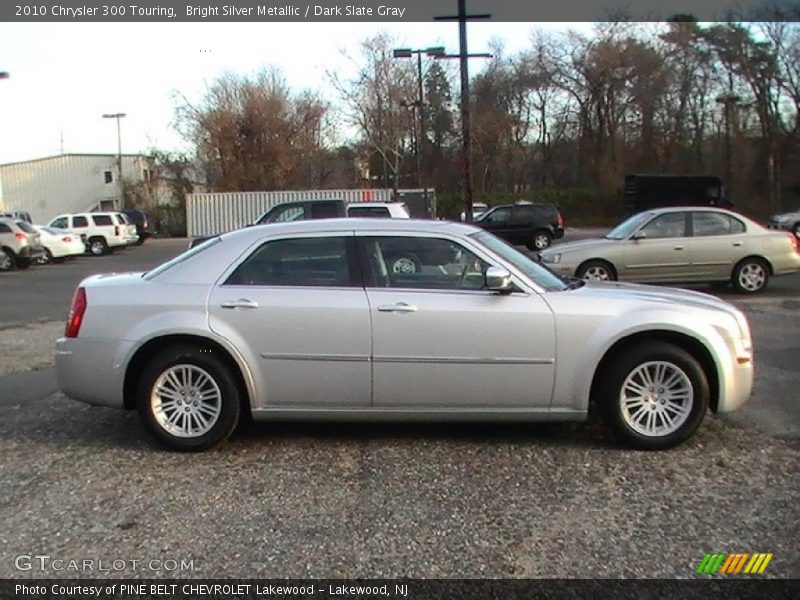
[
  {"xmin": 388, "ymin": 254, "xmax": 421, "ymax": 275},
  {"xmin": 136, "ymin": 344, "xmax": 242, "ymax": 451},
  {"xmin": 599, "ymin": 341, "xmax": 709, "ymax": 450},
  {"xmin": 576, "ymin": 259, "xmax": 617, "ymax": 282},
  {"xmin": 38, "ymin": 248, "xmax": 53, "ymax": 265},
  {"xmin": 731, "ymin": 257, "xmax": 770, "ymax": 294},
  {"xmin": 88, "ymin": 237, "xmax": 109, "ymax": 256},
  {"xmin": 0, "ymin": 248, "xmax": 16, "ymax": 271},
  {"xmin": 529, "ymin": 230, "xmax": 553, "ymax": 251}
]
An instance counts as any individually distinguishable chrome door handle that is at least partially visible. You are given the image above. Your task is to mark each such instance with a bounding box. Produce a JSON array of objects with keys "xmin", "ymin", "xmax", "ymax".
[
  {"xmin": 377, "ymin": 303, "xmax": 418, "ymax": 313},
  {"xmin": 733, "ymin": 242, "xmax": 743, "ymax": 247},
  {"xmin": 221, "ymin": 298, "xmax": 259, "ymax": 309},
  {"xmin": 673, "ymin": 245, "xmax": 685, "ymax": 250}
]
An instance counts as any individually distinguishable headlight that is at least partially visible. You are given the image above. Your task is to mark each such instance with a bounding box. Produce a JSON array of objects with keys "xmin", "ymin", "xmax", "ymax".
[{"xmin": 541, "ymin": 253, "xmax": 560, "ymax": 264}]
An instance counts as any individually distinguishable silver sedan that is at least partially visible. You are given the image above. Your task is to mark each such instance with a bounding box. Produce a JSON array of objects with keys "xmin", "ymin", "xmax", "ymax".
[
  {"xmin": 56, "ymin": 219, "xmax": 754, "ymax": 451},
  {"xmin": 540, "ymin": 207, "xmax": 800, "ymax": 293}
]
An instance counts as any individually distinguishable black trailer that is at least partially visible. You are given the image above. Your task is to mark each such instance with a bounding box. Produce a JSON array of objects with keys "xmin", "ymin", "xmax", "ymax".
[{"xmin": 624, "ymin": 174, "xmax": 731, "ymax": 214}]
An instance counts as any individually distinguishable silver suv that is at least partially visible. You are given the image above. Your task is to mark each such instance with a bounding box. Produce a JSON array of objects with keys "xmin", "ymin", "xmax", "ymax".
[{"xmin": 0, "ymin": 217, "xmax": 45, "ymax": 271}]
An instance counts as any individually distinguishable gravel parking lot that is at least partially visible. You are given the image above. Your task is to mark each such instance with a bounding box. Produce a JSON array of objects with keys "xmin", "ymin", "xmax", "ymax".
[{"xmin": 0, "ymin": 235, "xmax": 798, "ymax": 579}]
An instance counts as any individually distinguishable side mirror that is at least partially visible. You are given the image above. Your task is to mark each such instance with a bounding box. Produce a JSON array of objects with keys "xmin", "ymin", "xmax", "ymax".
[
  {"xmin": 485, "ymin": 266, "xmax": 514, "ymax": 293},
  {"xmin": 631, "ymin": 231, "xmax": 647, "ymax": 240}
]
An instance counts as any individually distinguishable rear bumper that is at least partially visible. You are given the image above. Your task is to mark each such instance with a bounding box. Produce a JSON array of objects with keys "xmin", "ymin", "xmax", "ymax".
[{"xmin": 56, "ymin": 337, "xmax": 131, "ymax": 408}]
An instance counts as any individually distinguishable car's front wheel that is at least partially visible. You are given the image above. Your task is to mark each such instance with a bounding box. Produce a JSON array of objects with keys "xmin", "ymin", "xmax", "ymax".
[
  {"xmin": 732, "ymin": 257, "xmax": 769, "ymax": 293},
  {"xmin": 38, "ymin": 248, "xmax": 53, "ymax": 265},
  {"xmin": 137, "ymin": 345, "xmax": 241, "ymax": 451},
  {"xmin": 577, "ymin": 260, "xmax": 617, "ymax": 282},
  {"xmin": 599, "ymin": 342, "xmax": 709, "ymax": 450}
]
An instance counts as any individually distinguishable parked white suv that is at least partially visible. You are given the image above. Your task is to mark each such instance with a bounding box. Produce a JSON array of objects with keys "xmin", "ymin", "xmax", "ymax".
[
  {"xmin": 0, "ymin": 217, "xmax": 46, "ymax": 270},
  {"xmin": 48, "ymin": 212, "xmax": 138, "ymax": 255}
]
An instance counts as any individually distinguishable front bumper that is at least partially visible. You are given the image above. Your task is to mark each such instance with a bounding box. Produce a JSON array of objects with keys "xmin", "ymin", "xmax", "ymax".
[{"xmin": 56, "ymin": 336, "xmax": 132, "ymax": 408}]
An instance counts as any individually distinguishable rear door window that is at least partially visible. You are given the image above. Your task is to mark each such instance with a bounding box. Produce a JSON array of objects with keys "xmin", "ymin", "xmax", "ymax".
[
  {"xmin": 225, "ymin": 236, "xmax": 353, "ymax": 287},
  {"xmin": 72, "ymin": 216, "xmax": 89, "ymax": 228},
  {"xmin": 92, "ymin": 215, "xmax": 113, "ymax": 226}
]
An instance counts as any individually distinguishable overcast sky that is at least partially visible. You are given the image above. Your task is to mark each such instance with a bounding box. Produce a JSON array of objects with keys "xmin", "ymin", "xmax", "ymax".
[{"xmin": 0, "ymin": 21, "xmax": 596, "ymax": 165}]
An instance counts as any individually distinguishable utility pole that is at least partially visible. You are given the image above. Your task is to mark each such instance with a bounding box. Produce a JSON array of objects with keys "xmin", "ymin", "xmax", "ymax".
[{"xmin": 435, "ymin": 1, "xmax": 491, "ymax": 223}]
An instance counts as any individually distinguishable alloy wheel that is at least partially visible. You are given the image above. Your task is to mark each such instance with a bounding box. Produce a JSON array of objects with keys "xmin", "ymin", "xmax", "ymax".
[
  {"xmin": 619, "ymin": 361, "xmax": 693, "ymax": 437},
  {"xmin": 151, "ymin": 365, "xmax": 222, "ymax": 438}
]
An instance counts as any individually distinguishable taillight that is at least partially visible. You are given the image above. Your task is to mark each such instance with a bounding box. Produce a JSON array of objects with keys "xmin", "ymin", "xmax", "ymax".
[
  {"xmin": 789, "ymin": 233, "xmax": 799, "ymax": 254},
  {"xmin": 15, "ymin": 232, "xmax": 25, "ymax": 241},
  {"xmin": 115, "ymin": 226, "xmax": 120, "ymax": 236},
  {"xmin": 63, "ymin": 236, "xmax": 72, "ymax": 242},
  {"xmin": 65, "ymin": 287, "xmax": 87, "ymax": 338},
  {"xmin": 557, "ymin": 212, "xmax": 564, "ymax": 228}
]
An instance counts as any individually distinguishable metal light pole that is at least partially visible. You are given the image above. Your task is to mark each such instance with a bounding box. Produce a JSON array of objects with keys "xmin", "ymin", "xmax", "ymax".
[
  {"xmin": 102, "ymin": 112, "xmax": 126, "ymax": 209},
  {"xmin": 393, "ymin": 46, "xmax": 445, "ymax": 213},
  {"xmin": 435, "ymin": 0, "xmax": 491, "ymax": 223}
]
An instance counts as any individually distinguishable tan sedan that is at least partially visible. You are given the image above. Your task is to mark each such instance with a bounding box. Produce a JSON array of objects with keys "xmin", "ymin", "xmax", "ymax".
[{"xmin": 540, "ymin": 207, "xmax": 800, "ymax": 293}]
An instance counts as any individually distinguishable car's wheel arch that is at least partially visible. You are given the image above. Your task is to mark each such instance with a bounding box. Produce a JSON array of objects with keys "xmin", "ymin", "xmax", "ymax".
[
  {"xmin": 589, "ymin": 330, "xmax": 720, "ymax": 415},
  {"xmin": 576, "ymin": 258, "xmax": 618, "ymax": 278},
  {"xmin": 733, "ymin": 254, "xmax": 773, "ymax": 276},
  {"xmin": 123, "ymin": 333, "xmax": 252, "ymax": 418}
]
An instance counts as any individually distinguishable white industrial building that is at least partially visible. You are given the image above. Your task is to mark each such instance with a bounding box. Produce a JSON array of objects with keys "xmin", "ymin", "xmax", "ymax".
[{"xmin": 0, "ymin": 153, "xmax": 155, "ymax": 223}]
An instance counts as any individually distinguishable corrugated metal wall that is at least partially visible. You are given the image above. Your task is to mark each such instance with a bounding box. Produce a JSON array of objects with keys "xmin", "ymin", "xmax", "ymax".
[{"xmin": 186, "ymin": 189, "xmax": 394, "ymax": 237}]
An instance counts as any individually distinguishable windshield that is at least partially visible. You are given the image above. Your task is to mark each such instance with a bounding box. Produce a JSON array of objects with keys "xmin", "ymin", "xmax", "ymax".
[
  {"xmin": 144, "ymin": 236, "xmax": 221, "ymax": 280},
  {"xmin": 605, "ymin": 212, "xmax": 653, "ymax": 240},
  {"xmin": 470, "ymin": 231, "xmax": 567, "ymax": 292}
]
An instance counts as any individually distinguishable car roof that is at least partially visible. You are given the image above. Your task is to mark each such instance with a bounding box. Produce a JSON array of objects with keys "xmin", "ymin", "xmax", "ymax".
[
  {"xmin": 349, "ymin": 202, "xmax": 405, "ymax": 207},
  {"xmin": 638, "ymin": 206, "xmax": 742, "ymax": 216},
  {"xmin": 222, "ymin": 218, "xmax": 480, "ymax": 242}
]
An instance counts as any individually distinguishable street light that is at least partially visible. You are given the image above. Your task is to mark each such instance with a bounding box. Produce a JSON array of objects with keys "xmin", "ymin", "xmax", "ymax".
[
  {"xmin": 102, "ymin": 112, "xmax": 126, "ymax": 209},
  {"xmin": 392, "ymin": 46, "xmax": 446, "ymax": 207}
]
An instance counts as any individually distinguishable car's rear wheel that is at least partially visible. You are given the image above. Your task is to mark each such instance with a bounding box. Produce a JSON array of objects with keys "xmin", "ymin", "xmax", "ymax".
[
  {"xmin": 577, "ymin": 260, "xmax": 617, "ymax": 282},
  {"xmin": 530, "ymin": 230, "xmax": 553, "ymax": 251},
  {"xmin": 136, "ymin": 345, "xmax": 241, "ymax": 451},
  {"xmin": 599, "ymin": 342, "xmax": 709, "ymax": 450},
  {"xmin": 88, "ymin": 237, "xmax": 109, "ymax": 256},
  {"xmin": 0, "ymin": 249, "xmax": 16, "ymax": 271},
  {"xmin": 732, "ymin": 257, "xmax": 769, "ymax": 294},
  {"xmin": 38, "ymin": 248, "xmax": 53, "ymax": 265}
]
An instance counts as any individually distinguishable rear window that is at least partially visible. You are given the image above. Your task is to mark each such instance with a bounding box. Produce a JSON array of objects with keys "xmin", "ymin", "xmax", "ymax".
[
  {"xmin": 92, "ymin": 215, "xmax": 113, "ymax": 226},
  {"xmin": 349, "ymin": 206, "xmax": 391, "ymax": 218},
  {"xmin": 16, "ymin": 221, "xmax": 36, "ymax": 234},
  {"xmin": 0, "ymin": 223, "xmax": 11, "ymax": 233}
]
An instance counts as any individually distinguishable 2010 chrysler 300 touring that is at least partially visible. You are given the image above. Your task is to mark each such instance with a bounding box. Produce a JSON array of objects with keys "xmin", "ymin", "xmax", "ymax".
[{"xmin": 56, "ymin": 219, "xmax": 754, "ymax": 451}]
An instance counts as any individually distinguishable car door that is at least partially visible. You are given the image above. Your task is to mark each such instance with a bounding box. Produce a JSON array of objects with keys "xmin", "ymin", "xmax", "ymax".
[
  {"xmin": 357, "ymin": 233, "xmax": 556, "ymax": 409},
  {"xmin": 621, "ymin": 211, "xmax": 692, "ymax": 282},
  {"xmin": 687, "ymin": 211, "xmax": 747, "ymax": 279},
  {"xmin": 476, "ymin": 207, "xmax": 514, "ymax": 242},
  {"xmin": 207, "ymin": 233, "xmax": 372, "ymax": 408}
]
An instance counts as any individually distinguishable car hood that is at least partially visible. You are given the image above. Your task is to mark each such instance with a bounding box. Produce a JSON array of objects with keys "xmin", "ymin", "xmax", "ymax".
[
  {"xmin": 540, "ymin": 237, "xmax": 617, "ymax": 256},
  {"xmin": 561, "ymin": 281, "xmax": 748, "ymax": 334}
]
